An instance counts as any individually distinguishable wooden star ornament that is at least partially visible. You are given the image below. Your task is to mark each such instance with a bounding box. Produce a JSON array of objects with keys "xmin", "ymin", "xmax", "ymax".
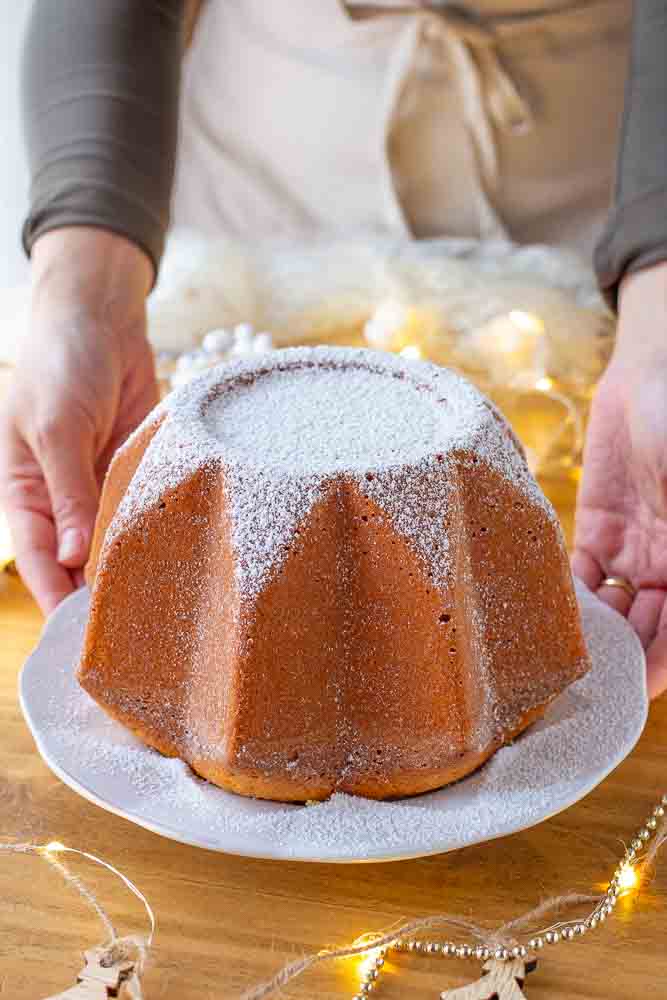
[
  {"xmin": 440, "ymin": 958, "xmax": 537, "ymax": 1000},
  {"xmin": 45, "ymin": 947, "xmax": 139, "ymax": 999}
]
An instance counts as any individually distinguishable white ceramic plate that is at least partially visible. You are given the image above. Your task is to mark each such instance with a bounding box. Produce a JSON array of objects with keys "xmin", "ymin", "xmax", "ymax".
[{"xmin": 20, "ymin": 581, "xmax": 647, "ymax": 863}]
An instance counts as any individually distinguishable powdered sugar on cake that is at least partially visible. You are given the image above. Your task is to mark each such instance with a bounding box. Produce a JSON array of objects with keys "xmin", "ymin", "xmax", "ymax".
[
  {"xmin": 204, "ymin": 366, "xmax": 449, "ymax": 472},
  {"xmin": 105, "ymin": 347, "xmax": 553, "ymax": 599}
]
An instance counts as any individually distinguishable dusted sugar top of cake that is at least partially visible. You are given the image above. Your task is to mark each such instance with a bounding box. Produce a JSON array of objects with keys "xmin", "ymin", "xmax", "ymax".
[
  {"xmin": 203, "ymin": 364, "xmax": 469, "ymax": 474},
  {"xmin": 106, "ymin": 347, "xmax": 553, "ymax": 598}
]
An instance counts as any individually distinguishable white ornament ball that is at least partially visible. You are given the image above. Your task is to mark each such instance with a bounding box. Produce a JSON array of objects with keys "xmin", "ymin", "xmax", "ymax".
[
  {"xmin": 229, "ymin": 342, "xmax": 254, "ymax": 359},
  {"xmin": 233, "ymin": 322, "xmax": 255, "ymax": 344},
  {"xmin": 252, "ymin": 332, "xmax": 274, "ymax": 354},
  {"xmin": 176, "ymin": 349, "xmax": 209, "ymax": 371},
  {"xmin": 202, "ymin": 329, "xmax": 233, "ymax": 354}
]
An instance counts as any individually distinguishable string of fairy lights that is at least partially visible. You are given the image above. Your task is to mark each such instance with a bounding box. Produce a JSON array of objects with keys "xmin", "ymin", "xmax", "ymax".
[
  {"xmin": 1, "ymin": 791, "xmax": 664, "ymax": 998},
  {"xmin": 343, "ymin": 793, "xmax": 666, "ymax": 999}
]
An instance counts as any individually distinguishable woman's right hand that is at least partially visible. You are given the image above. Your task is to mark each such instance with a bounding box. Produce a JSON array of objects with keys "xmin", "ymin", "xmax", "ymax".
[
  {"xmin": 0, "ymin": 227, "xmax": 157, "ymax": 615},
  {"xmin": 573, "ymin": 262, "xmax": 667, "ymax": 699}
]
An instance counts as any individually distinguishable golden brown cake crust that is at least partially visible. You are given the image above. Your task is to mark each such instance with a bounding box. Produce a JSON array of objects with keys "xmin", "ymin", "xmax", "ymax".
[{"xmin": 78, "ymin": 348, "xmax": 590, "ymax": 802}]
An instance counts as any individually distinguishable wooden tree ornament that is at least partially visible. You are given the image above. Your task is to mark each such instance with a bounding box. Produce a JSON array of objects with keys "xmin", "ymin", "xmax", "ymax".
[
  {"xmin": 440, "ymin": 959, "xmax": 537, "ymax": 1000},
  {"xmin": 46, "ymin": 947, "xmax": 140, "ymax": 999}
]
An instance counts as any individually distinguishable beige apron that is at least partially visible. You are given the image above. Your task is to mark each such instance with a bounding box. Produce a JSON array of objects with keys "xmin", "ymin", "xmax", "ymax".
[{"xmin": 172, "ymin": 0, "xmax": 631, "ymax": 258}]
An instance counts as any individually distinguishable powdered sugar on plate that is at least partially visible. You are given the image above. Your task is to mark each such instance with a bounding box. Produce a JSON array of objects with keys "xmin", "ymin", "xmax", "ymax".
[{"xmin": 20, "ymin": 581, "xmax": 647, "ymax": 862}]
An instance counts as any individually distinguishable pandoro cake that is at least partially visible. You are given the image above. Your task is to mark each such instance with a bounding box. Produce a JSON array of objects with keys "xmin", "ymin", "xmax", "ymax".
[{"xmin": 79, "ymin": 347, "xmax": 589, "ymax": 801}]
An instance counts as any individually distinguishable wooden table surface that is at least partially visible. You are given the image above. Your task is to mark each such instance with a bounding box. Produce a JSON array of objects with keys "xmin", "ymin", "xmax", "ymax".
[{"xmin": 0, "ymin": 403, "xmax": 665, "ymax": 1000}]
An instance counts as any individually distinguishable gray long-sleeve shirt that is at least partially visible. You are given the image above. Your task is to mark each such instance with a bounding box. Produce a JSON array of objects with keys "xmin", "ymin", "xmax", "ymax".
[
  {"xmin": 21, "ymin": 1, "xmax": 667, "ymax": 305},
  {"xmin": 594, "ymin": 1, "xmax": 667, "ymax": 305},
  {"xmin": 22, "ymin": 0, "xmax": 184, "ymax": 274}
]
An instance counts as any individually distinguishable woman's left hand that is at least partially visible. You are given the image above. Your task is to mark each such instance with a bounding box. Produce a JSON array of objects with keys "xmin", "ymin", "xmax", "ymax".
[{"xmin": 573, "ymin": 261, "xmax": 667, "ymax": 699}]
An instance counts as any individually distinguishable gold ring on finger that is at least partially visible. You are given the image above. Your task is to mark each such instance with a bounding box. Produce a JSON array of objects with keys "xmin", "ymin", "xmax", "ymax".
[{"xmin": 601, "ymin": 576, "xmax": 636, "ymax": 600}]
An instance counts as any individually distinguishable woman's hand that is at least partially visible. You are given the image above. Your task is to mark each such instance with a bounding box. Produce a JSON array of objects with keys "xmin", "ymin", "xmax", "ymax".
[
  {"xmin": 0, "ymin": 228, "xmax": 157, "ymax": 615},
  {"xmin": 573, "ymin": 261, "xmax": 667, "ymax": 699}
]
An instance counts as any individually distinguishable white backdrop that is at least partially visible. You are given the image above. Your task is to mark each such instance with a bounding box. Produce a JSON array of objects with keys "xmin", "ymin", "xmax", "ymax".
[{"xmin": 0, "ymin": 3, "xmax": 31, "ymax": 289}]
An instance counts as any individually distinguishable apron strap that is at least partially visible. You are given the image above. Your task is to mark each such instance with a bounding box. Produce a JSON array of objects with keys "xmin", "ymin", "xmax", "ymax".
[
  {"xmin": 366, "ymin": 1, "xmax": 534, "ymax": 240},
  {"xmin": 427, "ymin": 5, "xmax": 533, "ymax": 239},
  {"xmin": 432, "ymin": 6, "xmax": 533, "ymax": 181}
]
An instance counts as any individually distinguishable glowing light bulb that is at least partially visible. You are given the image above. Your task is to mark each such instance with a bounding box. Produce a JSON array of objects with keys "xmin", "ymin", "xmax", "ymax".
[
  {"xmin": 467, "ymin": 310, "xmax": 544, "ymax": 383},
  {"xmin": 535, "ymin": 376, "xmax": 553, "ymax": 392},
  {"xmin": 495, "ymin": 327, "xmax": 524, "ymax": 354},
  {"xmin": 364, "ymin": 300, "xmax": 410, "ymax": 349},
  {"xmin": 508, "ymin": 310, "xmax": 545, "ymax": 335},
  {"xmin": 353, "ymin": 934, "xmax": 385, "ymax": 979},
  {"xmin": 0, "ymin": 511, "xmax": 14, "ymax": 571},
  {"xmin": 617, "ymin": 863, "xmax": 639, "ymax": 893},
  {"xmin": 400, "ymin": 345, "xmax": 422, "ymax": 360},
  {"xmin": 43, "ymin": 841, "xmax": 66, "ymax": 854},
  {"xmin": 358, "ymin": 950, "xmax": 379, "ymax": 976}
]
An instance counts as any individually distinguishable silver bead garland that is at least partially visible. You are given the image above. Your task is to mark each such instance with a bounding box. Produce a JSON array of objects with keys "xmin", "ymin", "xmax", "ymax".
[{"xmin": 350, "ymin": 794, "xmax": 666, "ymax": 998}]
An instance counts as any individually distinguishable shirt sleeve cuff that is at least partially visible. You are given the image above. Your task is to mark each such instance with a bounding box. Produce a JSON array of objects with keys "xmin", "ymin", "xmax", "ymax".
[
  {"xmin": 594, "ymin": 186, "xmax": 667, "ymax": 311},
  {"xmin": 22, "ymin": 183, "xmax": 164, "ymax": 288}
]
